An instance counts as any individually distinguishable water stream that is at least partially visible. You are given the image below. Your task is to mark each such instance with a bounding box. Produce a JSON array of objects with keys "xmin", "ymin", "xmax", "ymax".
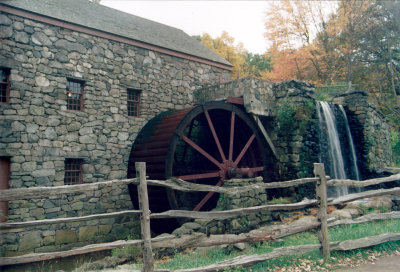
[
  {"xmin": 339, "ymin": 105, "xmax": 361, "ymax": 181},
  {"xmin": 317, "ymin": 101, "xmax": 360, "ymax": 197}
]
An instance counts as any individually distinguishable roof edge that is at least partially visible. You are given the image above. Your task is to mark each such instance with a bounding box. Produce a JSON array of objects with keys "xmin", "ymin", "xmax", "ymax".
[{"xmin": 0, "ymin": 5, "xmax": 233, "ymax": 71}]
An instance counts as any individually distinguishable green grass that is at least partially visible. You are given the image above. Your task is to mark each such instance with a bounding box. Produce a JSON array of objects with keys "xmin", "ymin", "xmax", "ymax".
[{"xmin": 153, "ymin": 219, "xmax": 400, "ymax": 271}]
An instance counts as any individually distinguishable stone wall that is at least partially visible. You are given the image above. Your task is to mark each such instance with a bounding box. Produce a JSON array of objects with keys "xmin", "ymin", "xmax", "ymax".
[
  {"xmin": 0, "ymin": 12, "xmax": 230, "ymax": 198},
  {"xmin": 0, "ymin": 11, "xmax": 231, "ymax": 256},
  {"xmin": 194, "ymin": 76, "xmax": 275, "ymax": 116},
  {"xmin": 270, "ymin": 80, "xmax": 318, "ymax": 184},
  {"xmin": 1, "ymin": 182, "xmax": 139, "ymax": 257},
  {"xmin": 333, "ymin": 91, "xmax": 393, "ymax": 177}
]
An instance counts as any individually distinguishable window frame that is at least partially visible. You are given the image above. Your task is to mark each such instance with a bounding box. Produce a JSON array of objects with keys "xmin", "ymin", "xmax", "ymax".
[
  {"xmin": 0, "ymin": 68, "xmax": 10, "ymax": 105},
  {"xmin": 64, "ymin": 158, "xmax": 83, "ymax": 185},
  {"xmin": 66, "ymin": 78, "xmax": 84, "ymax": 111},
  {"xmin": 127, "ymin": 88, "xmax": 141, "ymax": 117}
]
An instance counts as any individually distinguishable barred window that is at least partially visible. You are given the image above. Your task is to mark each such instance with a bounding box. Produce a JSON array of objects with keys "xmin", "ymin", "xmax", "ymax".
[
  {"xmin": 64, "ymin": 158, "xmax": 83, "ymax": 185},
  {"xmin": 66, "ymin": 79, "xmax": 84, "ymax": 111},
  {"xmin": 127, "ymin": 89, "xmax": 141, "ymax": 117},
  {"xmin": 0, "ymin": 68, "xmax": 10, "ymax": 104}
]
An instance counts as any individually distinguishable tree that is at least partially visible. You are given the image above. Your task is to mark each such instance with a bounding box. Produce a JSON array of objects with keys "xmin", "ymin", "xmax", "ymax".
[
  {"xmin": 199, "ymin": 31, "xmax": 247, "ymax": 78},
  {"xmin": 264, "ymin": 0, "xmax": 338, "ymax": 83},
  {"xmin": 241, "ymin": 53, "xmax": 272, "ymax": 77}
]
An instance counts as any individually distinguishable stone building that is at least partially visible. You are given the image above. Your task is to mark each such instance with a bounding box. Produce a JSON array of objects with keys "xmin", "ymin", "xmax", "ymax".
[
  {"xmin": 0, "ymin": 0, "xmax": 232, "ymax": 255},
  {"xmin": 0, "ymin": 0, "xmax": 394, "ymax": 257}
]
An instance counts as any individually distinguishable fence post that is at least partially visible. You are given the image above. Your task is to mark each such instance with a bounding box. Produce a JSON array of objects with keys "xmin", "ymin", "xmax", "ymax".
[
  {"xmin": 136, "ymin": 162, "xmax": 154, "ymax": 272},
  {"xmin": 314, "ymin": 163, "xmax": 330, "ymax": 258}
]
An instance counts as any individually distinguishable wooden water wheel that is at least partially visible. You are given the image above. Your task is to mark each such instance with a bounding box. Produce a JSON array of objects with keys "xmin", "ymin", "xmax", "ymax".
[{"xmin": 127, "ymin": 100, "xmax": 274, "ymax": 231}]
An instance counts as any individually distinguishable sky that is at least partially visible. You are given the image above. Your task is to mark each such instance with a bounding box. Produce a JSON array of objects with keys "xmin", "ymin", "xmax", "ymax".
[{"xmin": 101, "ymin": 0, "xmax": 270, "ymax": 54}]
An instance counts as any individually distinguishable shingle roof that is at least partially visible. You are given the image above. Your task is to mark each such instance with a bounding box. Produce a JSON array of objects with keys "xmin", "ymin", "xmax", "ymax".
[{"xmin": 1, "ymin": 0, "xmax": 232, "ymax": 67}]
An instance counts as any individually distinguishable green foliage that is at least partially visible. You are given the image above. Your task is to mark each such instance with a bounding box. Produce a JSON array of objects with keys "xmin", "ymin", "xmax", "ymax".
[
  {"xmin": 315, "ymin": 83, "xmax": 349, "ymax": 101},
  {"xmin": 224, "ymin": 266, "xmax": 244, "ymax": 272},
  {"xmin": 274, "ymin": 99, "xmax": 315, "ymax": 134},
  {"xmin": 242, "ymin": 53, "xmax": 272, "ymax": 77},
  {"xmin": 328, "ymin": 219, "xmax": 399, "ymax": 242},
  {"xmin": 111, "ymin": 244, "xmax": 142, "ymax": 261},
  {"xmin": 391, "ymin": 129, "xmax": 400, "ymax": 166},
  {"xmin": 358, "ymin": 204, "xmax": 391, "ymax": 215}
]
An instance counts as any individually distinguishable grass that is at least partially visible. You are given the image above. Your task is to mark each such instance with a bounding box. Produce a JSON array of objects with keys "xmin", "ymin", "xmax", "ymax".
[{"xmin": 152, "ymin": 219, "xmax": 400, "ymax": 271}]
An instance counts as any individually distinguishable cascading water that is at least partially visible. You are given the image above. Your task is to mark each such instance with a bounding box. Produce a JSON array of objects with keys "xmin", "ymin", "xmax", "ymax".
[
  {"xmin": 339, "ymin": 105, "xmax": 361, "ymax": 181},
  {"xmin": 317, "ymin": 101, "xmax": 361, "ymax": 197}
]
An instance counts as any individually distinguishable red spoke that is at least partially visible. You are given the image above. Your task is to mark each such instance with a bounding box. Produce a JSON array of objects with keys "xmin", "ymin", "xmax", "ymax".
[
  {"xmin": 180, "ymin": 119, "xmax": 195, "ymax": 163},
  {"xmin": 204, "ymin": 108, "xmax": 226, "ymax": 162},
  {"xmin": 233, "ymin": 134, "xmax": 255, "ymax": 167},
  {"xmin": 178, "ymin": 133, "xmax": 222, "ymax": 169},
  {"xmin": 229, "ymin": 112, "xmax": 235, "ymax": 161},
  {"xmin": 176, "ymin": 171, "xmax": 220, "ymax": 181},
  {"xmin": 193, "ymin": 179, "xmax": 224, "ymax": 211}
]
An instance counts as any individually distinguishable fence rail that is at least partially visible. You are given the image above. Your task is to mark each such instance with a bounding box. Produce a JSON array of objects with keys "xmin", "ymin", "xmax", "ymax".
[{"xmin": 0, "ymin": 163, "xmax": 399, "ymax": 271}]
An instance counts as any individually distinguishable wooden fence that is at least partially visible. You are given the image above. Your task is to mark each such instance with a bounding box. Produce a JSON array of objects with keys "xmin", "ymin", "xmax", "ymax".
[{"xmin": 0, "ymin": 163, "xmax": 399, "ymax": 271}]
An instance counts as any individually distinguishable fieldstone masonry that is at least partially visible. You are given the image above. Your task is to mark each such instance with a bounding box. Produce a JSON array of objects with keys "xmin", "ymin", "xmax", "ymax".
[
  {"xmin": 0, "ymin": 11, "xmax": 230, "ymax": 256},
  {"xmin": 333, "ymin": 91, "xmax": 393, "ymax": 177},
  {"xmin": 1, "ymin": 182, "xmax": 139, "ymax": 257}
]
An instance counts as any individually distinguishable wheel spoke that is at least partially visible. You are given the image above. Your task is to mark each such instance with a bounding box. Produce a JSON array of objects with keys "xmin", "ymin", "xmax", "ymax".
[
  {"xmin": 233, "ymin": 134, "xmax": 255, "ymax": 167},
  {"xmin": 204, "ymin": 107, "xmax": 226, "ymax": 162},
  {"xmin": 229, "ymin": 112, "xmax": 235, "ymax": 161},
  {"xmin": 193, "ymin": 179, "xmax": 224, "ymax": 211},
  {"xmin": 247, "ymin": 166, "xmax": 264, "ymax": 172},
  {"xmin": 180, "ymin": 119, "xmax": 195, "ymax": 163},
  {"xmin": 178, "ymin": 132, "xmax": 222, "ymax": 169},
  {"xmin": 176, "ymin": 171, "xmax": 220, "ymax": 181}
]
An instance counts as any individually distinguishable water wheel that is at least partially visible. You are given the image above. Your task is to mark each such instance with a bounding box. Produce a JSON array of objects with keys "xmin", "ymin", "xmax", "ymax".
[{"xmin": 127, "ymin": 100, "xmax": 274, "ymax": 232}]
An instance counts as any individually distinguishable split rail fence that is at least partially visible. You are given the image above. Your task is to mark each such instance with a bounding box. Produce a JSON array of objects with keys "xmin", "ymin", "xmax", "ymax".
[{"xmin": 0, "ymin": 162, "xmax": 399, "ymax": 271}]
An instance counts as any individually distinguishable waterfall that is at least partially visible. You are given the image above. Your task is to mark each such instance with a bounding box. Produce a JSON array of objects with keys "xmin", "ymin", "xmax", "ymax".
[
  {"xmin": 317, "ymin": 101, "xmax": 362, "ymax": 197},
  {"xmin": 339, "ymin": 105, "xmax": 361, "ymax": 181},
  {"xmin": 317, "ymin": 101, "xmax": 348, "ymax": 197}
]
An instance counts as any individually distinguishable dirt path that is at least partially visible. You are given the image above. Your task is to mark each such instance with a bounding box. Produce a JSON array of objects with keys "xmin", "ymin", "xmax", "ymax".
[{"xmin": 335, "ymin": 254, "xmax": 400, "ymax": 272}]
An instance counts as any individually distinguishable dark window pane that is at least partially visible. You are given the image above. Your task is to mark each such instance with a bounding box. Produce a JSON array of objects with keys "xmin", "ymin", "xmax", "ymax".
[
  {"xmin": 0, "ymin": 69, "xmax": 10, "ymax": 104},
  {"xmin": 64, "ymin": 158, "xmax": 83, "ymax": 185},
  {"xmin": 127, "ymin": 89, "xmax": 141, "ymax": 117},
  {"xmin": 66, "ymin": 79, "xmax": 83, "ymax": 111}
]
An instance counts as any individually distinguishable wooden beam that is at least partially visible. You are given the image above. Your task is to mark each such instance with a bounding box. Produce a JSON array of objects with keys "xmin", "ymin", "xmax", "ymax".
[
  {"xmin": 0, "ymin": 175, "xmax": 319, "ymax": 202},
  {"xmin": 136, "ymin": 162, "xmax": 154, "ymax": 272},
  {"xmin": 314, "ymin": 163, "xmax": 330, "ymax": 258},
  {"xmin": 327, "ymin": 173, "xmax": 400, "ymax": 187},
  {"xmin": 152, "ymin": 223, "xmax": 321, "ymax": 249},
  {"xmin": 252, "ymin": 114, "xmax": 278, "ymax": 159},
  {"xmin": 0, "ymin": 178, "xmax": 137, "ymax": 201},
  {"xmin": 0, "ymin": 210, "xmax": 141, "ymax": 231},
  {"xmin": 151, "ymin": 199, "xmax": 318, "ymax": 220},
  {"xmin": 146, "ymin": 177, "xmax": 319, "ymax": 195},
  {"xmin": 174, "ymin": 244, "xmax": 321, "ymax": 272},
  {"xmin": 330, "ymin": 232, "xmax": 400, "ymax": 251},
  {"xmin": 329, "ymin": 212, "xmax": 400, "ymax": 227},
  {"xmin": 329, "ymin": 187, "xmax": 400, "ymax": 205},
  {"xmin": 0, "ymin": 235, "xmax": 173, "ymax": 267}
]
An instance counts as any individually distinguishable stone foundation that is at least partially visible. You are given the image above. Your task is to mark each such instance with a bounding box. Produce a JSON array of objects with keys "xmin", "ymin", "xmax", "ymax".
[{"xmin": 0, "ymin": 182, "xmax": 138, "ymax": 257}]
